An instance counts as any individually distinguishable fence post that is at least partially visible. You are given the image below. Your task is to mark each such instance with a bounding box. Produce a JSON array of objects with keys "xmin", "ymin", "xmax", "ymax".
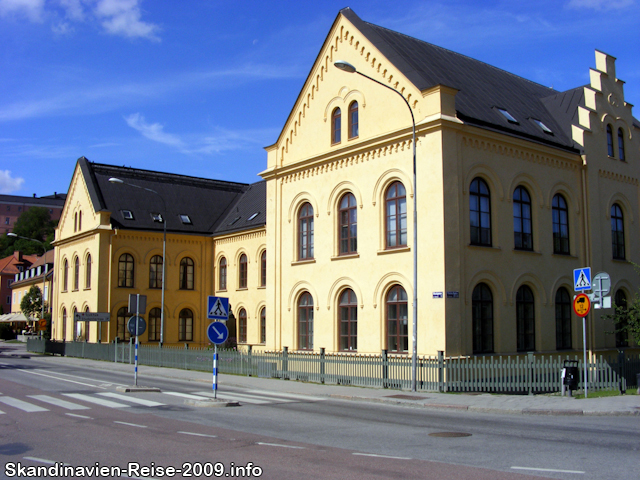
[
  {"xmin": 438, "ymin": 350, "xmax": 445, "ymax": 392},
  {"xmin": 114, "ymin": 338, "xmax": 118, "ymax": 363},
  {"xmin": 527, "ymin": 352, "xmax": 534, "ymax": 395},
  {"xmin": 320, "ymin": 348, "xmax": 325, "ymax": 384},
  {"xmin": 618, "ymin": 349, "xmax": 625, "ymax": 394},
  {"xmin": 283, "ymin": 346, "xmax": 289, "ymax": 380},
  {"xmin": 248, "ymin": 345, "xmax": 253, "ymax": 377},
  {"xmin": 382, "ymin": 349, "xmax": 388, "ymax": 389}
]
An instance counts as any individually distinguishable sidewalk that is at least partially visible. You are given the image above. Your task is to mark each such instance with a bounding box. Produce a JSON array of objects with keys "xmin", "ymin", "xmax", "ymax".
[{"xmin": 2, "ymin": 341, "xmax": 639, "ymax": 417}]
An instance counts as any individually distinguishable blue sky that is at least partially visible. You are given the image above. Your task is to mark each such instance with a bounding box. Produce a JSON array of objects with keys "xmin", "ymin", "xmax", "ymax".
[{"xmin": 1, "ymin": 0, "xmax": 638, "ymax": 197}]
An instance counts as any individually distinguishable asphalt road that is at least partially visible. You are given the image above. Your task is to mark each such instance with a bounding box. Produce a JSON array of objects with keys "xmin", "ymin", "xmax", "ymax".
[{"xmin": 1, "ymin": 351, "xmax": 638, "ymax": 480}]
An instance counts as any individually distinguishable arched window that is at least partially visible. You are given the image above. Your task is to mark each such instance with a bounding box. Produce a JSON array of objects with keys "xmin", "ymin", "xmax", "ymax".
[
  {"xmin": 611, "ymin": 203, "xmax": 625, "ymax": 260},
  {"xmin": 385, "ymin": 182, "xmax": 407, "ymax": 248},
  {"xmin": 74, "ymin": 212, "xmax": 77, "ymax": 232},
  {"xmin": 469, "ymin": 178, "xmax": 491, "ymax": 246},
  {"xmin": 61, "ymin": 308, "xmax": 67, "ymax": 341},
  {"xmin": 85, "ymin": 254, "xmax": 92, "ymax": 289},
  {"xmin": 149, "ymin": 255, "xmax": 163, "ymax": 289},
  {"xmin": 348, "ymin": 101, "xmax": 358, "ymax": 139},
  {"xmin": 148, "ymin": 307, "xmax": 161, "ymax": 341},
  {"xmin": 552, "ymin": 194, "xmax": 569, "ymax": 254},
  {"xmin": 386, "ymin": 285, "xmax": 408, "ymax": 353},
  {"xmin": 614, "ymin": 290, "xmax": 628, "ymax": 347},
  {"xmin": 179, "ymin": 308, "xmax": 193, "ymax": 341},
  {"xmin": 555, "ymin": 287, "xmax": 571, "ymax": 350},
  {"xmin": 516, "ymin": 285, "xmax": 535, "ymax": 352},
  {"xmin": 260, "ymin": 251, "xmax": 266, "ymax": 287},
  {"xmin": 219, "ymin": 257, "xmax": 227, "ymax": 290},
  {"xmin": 260, "ymin": 307, "xmax": 266, "ymax": 344},
  {"xmin": 339, "ymin": 289, "xmax": 358, "ymax": 351},
  {"xmin": 73, "ymin": 257, "xmax": 80, "ymax": 290},
  {"xmin": 331, "ymin": 107, "xmax": 341, "ymax": 144},
  {"xmin": 472, "ymin": 283, "xmax": 493, "ymax": 353},
  {"xmin": 618, "ymin": 128, "xmax": 626, "ymax": 161},
  {"xmin": 339, "ymin": 193, "xmax": 357, "ymax": 254},
  {"xmin": 63, "ymin": 259, "xmax": 68, "ymax": 291},
  {"xmin": 513, "ymin": 186, "xmax": 533, "ymax": 250},
  {"xmin": 238, "ymin": 254, "xmax": 248, "ymax": 289},
  {"xmin": 117, "ymin": 306, "xmax": 130, "ymax": 342},
  {"xmin": 607, "ymin": 124, "xmax": 614, "ymax": 157},
  {"xmin": 298, "ymin": 292, "xmax": 314, "ymax": 350},
  {"xmin": 118, "ymin": 253, "xmax": 134, "ymax": 288},
  {"xmin": 298, "ymin": 203, "xmax": 314, "ymax": 260},
  {"xmin": 78, "ymin": 211, "xmax": 82, "ymax": 231},
  {"xmin": 238, "ymin": 308, "xmax": 247, "ymax": 343},
  {"xmin": 179, "ymin": 257, "xmax": 194, "ymax": 290}
]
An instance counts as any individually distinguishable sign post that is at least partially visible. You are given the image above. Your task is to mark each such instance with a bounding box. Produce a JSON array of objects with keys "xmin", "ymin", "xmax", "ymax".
[
  {"xmin": 207, "ymin": 322, "xmax": 229, "ymax": 399},
  {"xmin": 573, "ymin": 292, "xmax": 591, "ymax": 398},
  {"xmin": 126, "ymin": 295, "xmax": 147, "ymax": 386}
]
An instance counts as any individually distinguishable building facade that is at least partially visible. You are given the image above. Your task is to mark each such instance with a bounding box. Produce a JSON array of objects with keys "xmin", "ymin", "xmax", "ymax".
[{"xmin": 0, "ymin": 193, "xmax": 66, "ymax": 235}]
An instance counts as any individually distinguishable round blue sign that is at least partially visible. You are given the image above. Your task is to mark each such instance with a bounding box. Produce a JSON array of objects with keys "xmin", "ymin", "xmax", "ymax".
[{"xmin": 207, "ymin": 322, "xmax": 229, "ymax": 345}]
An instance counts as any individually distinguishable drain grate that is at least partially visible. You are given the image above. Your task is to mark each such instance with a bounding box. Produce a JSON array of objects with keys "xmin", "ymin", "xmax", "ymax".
[
  {"xmin": 386, "ymin": 394, "xmax": 429, "ymax": 400},
  {"xmin": 428, "ymin": 432, "xmax": 472, "ymax": 438}
]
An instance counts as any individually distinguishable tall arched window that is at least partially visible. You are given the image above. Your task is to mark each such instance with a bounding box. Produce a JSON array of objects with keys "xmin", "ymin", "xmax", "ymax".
[
  {"xmin": 219, "ymin": 257, "xmax": 227, "ymax": 290},
  {"xmin": 386, "ymin": 285, "xmax": 408, "ymax": 353},
  {"xmin": 78, "ymin": 211, "xmax": 82, "ymax": 231},
  {"xmin": 469, "ymin": 178, "xmax": 491, "ymax": 246},
  {"xmin": 607, "ymin": 124, "xmax": 614, "ymax": 157},
  {"xmin": 385, "ymin": 182, "xmax": 407, "ymax": 248},
  {"xmin": 85, "ymin": 254, "xmax": 92, "ymax": 289},
  {"xmin": 472, "ymin": 283, "xmax": 493, "ymax": 353},
  {"xmin": 179, "ymin": 257, "xmax": 194, "ymax": 290},
  {"xmin": 339, "ymin": 193, "xmax": 357, "ymax": 254},
  {"xmin": 348, "ymin": 101, "xmax": 358, "ymax": 139},
  {"xmin": 149, "ymin": 255, "xmax": 163, "ymax": 289},
  {"xmin": 73, "ymin": 256, "xmax": 80, "ymax": 290},
  {"xmin": 298, "ymin": 203, "xmax": 314, "ymax": 260},
  {"xmin": 118, "ymin": 253, "xmax": 134, "ymax": 288},
  {"xmin": 117, "ymin": 306, "xmax": 130, "ymax": 342},
  {"xmin": 61, "ymin": 307, "xmax": 67, "ymax": 341},
  {"xmin": 331, "ymin": 107, "xmax": 341, "ymax": 144},
  {"xmin": 74, "ymin": 212, "xmax": 77, "ymax": 232},
  {"xmin": 552, "ymin": 194, "xmax": 569, "ymax": 254},
  {"xmin": 555, "ymin": 287, "xmax": 571, "ymax": 350},
  {"xmin": 298, "ymin": 292, "xmax": 314, "ymax": 350},
  {"xmin": 516, "ymin": 285, "xmax": 535, "ymax": 352},
  {"xmin": 148, "ymin": 307, "xmax": 161, "ymax": 341},
  {"xmin": 611, "ymin": 203, "xmax": 625, "ymax": 260},
  {"xmin": 339, "ymin": 289, "xmax": 358, "ymax": 351},
  {"xmin": 238, "ymin": 308, "xmax": 247, "ymax": 343},
  {"xmin": 63, "ymin": 259, "xmax": 68, "ymax": 291},
  {"xmin": 179, "ymin": 308, "xmax": 193, "ymax": 341},
  {"xmin": 614, "ymin": 290, "xmax": 628, "ymax": 347},
  {"xmin": 260, "ymin": 307, "xmax": 266, "ymax": 344},
  {"xmin": 513, "ymin": 186, "xmax": 533, "ymax": 250},
  {"xmin": 618, "ymin": 128, "xmax": 626, "ymax": 161},
  {"xmin": 238, "ymin": 254, "xmax": 248, "ymax": 289},
  {"xmin": 260, "ymin": 251, "xmax": 266, "ymax": 287}
]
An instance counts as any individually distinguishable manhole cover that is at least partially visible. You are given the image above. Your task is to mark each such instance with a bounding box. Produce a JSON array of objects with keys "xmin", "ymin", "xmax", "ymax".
[
  {"xmin": 386, "ymin": 395, "xmax": 429, "ymax": 400},
  {"xmin": 428, "ymin": 432, "xmax": 472, "ymax": 438}
]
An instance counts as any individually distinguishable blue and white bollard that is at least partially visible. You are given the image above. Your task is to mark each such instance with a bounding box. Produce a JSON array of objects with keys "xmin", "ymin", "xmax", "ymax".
[{"xmin": 213, "ymin": 344, "xmax": 218, "ymax": 399}]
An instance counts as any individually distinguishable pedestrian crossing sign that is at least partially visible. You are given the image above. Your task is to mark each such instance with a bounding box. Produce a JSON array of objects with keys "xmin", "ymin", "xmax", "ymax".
[
  {"xmin": 207, "ymin": 296, "xmax": 229, "ymax": 320},
  {"xmin": 573, "ymin": 267, "xmax": 591, "ymax": 292}
]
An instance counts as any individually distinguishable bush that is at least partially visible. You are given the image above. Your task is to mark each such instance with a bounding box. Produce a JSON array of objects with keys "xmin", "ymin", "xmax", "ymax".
[{"xmin": 0, "ymin": 324, "xmax": 17, "ymax": 340}]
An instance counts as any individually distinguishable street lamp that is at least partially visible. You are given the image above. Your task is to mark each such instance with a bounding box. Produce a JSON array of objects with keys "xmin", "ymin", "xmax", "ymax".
[
  {"xmin": 334, "ymin": 60, "xmax": 419, "ymax": 392},
  {"xmin": 109, "ymin": 177, "xmax": 167, "ymax": 346},
  {"xmin": 8, "ymin": 233, "xmax": 47, "ymax": 328}
]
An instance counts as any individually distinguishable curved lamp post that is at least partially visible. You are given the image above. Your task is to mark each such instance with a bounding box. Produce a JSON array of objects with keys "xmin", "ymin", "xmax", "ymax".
[
  {"xmin": 334, "ymin": 60, "xmax": 419, "ymax": 392},
  {"xmin": 109, "ymin": 177, "xmax": 167, "ymax": 346}
]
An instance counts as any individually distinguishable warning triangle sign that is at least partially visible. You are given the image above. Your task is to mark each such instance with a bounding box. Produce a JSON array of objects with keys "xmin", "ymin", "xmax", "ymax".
[{"xmin": 209, "ymin": 298, "xmax": 227, "ymax": 317}]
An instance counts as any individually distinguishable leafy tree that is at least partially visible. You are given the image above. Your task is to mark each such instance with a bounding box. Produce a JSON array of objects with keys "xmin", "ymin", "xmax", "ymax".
[
  {"xmin": 605, "ymin": 263, "xmax": 640, "ymax": 347},
  {"xmin": 20, "ymin": 285, "xmax": 44, "ymax": 320},
  {"xmin": 0, "ymin": 207, "xmax": 56, "ymax": 257}
]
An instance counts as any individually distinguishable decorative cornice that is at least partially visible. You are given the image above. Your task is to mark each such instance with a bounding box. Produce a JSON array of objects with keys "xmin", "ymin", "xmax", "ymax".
[
  {"xmin": 598, "ymin": 169, "xmax": 639, "ymax": 186},
  {"xmin": 215, "ymin": 230, "xmax": 266, "ymax": 245}
]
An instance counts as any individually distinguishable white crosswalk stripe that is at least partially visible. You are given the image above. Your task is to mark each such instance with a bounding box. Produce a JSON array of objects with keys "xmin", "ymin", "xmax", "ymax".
[
  {"xmin": 27, "ymin": 395, "xmax": 90, "ymax": 410},
  {"xmin": 194, "ymin": 391, "xmax": 272, "ymax": 404},
  {"xmin": 0, "ymin": 396, "xmax": 49, "ymax": 412},
  {"xmin": 163, "ymin": 392, "xmax": 211, "ymax": 401},
  {"xmin": 245, "ymin": 390, "xmax": 326, "ymax": 402},
  {"xmin": 191, "ymin": 390, "xmax": 327, "ymax": 405},
  {"xmin": 98, "ymin": 392, "xmax": 165, "ymax": 407},
  {"xmin": 63, "ymin": 393, "xmax": 130, "ymax": 408}
]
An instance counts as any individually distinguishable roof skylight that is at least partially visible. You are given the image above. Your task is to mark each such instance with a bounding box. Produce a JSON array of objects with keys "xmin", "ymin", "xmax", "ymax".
[
  {"xmin": 531, "ymin": 118, "xmax": 553, "ymax": 134},
  {"xmin": 151, "ymin": 213, "xmax": 163, "ymax": 223},
  {"xmin": 247, "ymin": 212, "xmax": 259, "ymax": 221},
  {"xmin": 121, "ymin": 210, "xmax": 134, "ymax": 220},
  {"xmin": 497, "ymin": 108, "xmax": 519, "ymax": 124},
  {"xmin": 180, "ymin": 214, "xmax": 192, "ymax": 225}
]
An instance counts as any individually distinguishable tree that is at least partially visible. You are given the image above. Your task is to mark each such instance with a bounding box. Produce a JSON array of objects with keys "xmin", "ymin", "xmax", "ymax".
[
  {"xmin": 605, "ymin": 263, "xmax": 640, "ymax": 347},
  {"xmin": 20, "ymin": 285, "xmax": 44, "ymax": 320},
  {"xmin": 0, "ymin": 207, "xmax": 56, "ymax": 257}
]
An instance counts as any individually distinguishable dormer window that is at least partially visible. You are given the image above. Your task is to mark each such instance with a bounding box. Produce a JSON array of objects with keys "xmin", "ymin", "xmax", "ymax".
[
  {"xmin": 121, "ymin": 210, "xmax": 134, "ymax": 220},
  {"xmin": 531, "ymin": 118, "xmax": 553, "ymax": 135},
  {"xmin": 497, "ymin": 108, "xmax": 519, "ymax": 124},
  {"xmin": 180, "ymin": 214, "xmax": 192, "ymax": 225},
  {"xmin": 151, "ymin": 213, "xmax": 163, "ymax": 223}
]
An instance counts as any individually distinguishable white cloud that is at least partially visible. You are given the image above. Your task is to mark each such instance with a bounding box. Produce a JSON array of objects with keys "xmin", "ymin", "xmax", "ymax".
[
  {"xmin": 567, "ymin": 0, "xmax": 634, "ymax": 9},
  {"xmin": 94, "ymin": 0, "xmax": 160, "ymax": 41},
  {"xmin": 0, "ymin": 0, "xmax": 45, "ymax": 22},
  {"xmin": 0, "ymin": 170, "xmax": 25, "ymax": 193},
  {"xmin": 125, "ymin": 113, "xmax": 184, "ymax": 147}
]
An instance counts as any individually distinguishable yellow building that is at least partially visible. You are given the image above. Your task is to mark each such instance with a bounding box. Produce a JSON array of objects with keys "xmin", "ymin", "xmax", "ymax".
[{"xmin": 53, "ymin": 8, "xmax": 639, "ymax": 357}]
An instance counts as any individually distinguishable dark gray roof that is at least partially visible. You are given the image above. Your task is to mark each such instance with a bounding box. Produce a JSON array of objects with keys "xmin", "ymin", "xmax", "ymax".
[
  {"xmin": 214, "ymin": 181, "xmax": 266, "ymax": 236},
  {"xmin": 78, "ymin": 157, "xmax": 262, "ymax": 236},
  {"xmin": 341, "ymin": 8, "xmax": 580, "ymax": 152},
  {"xmin": 0, "ymin": 194, "xmax": 66, "ymax": 208}
]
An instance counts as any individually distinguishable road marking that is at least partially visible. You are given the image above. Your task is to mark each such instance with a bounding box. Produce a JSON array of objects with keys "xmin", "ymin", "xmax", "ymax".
[
  {"xmin": 28, "ymin": 395, "xmax": 90, "ymax": 410},
  {"xmin": 195, "ymin": 391, "xmax": 272, "ymax": 404},
  {"xmin": 178, "ymin": 431, "xmax": 217, "ymax": 438},
  {"xmin": 256, "ymin": 442, "xmax": 305, "ymax": 449},
  {"xmin": 22, "ymin": 370, "xmax": 109, "ymax": 388},
  {"xmin": 65, "ymin": 413, "xmax": 93, "ymax": 419},
  {"xmin": 0, "ymin": 396, "xmax": 49, "ymax": 412},
  {"xmin": 34, "ymin": 369, "xmax": 127, "ymax": 387},
  {"xmin": 98, "ymin": 392, "xmax": 165, "ymax": 407},
  {"xmin": 163, "ymin": 392, "xmax": 210, "ymax": 400},
  {"xmin": 22, "ymin": 457, "xmax": 63, "ymax": 465},
  {"xmin": 511, "ymin": 467, "xmax": 585, "ymax": 474},
  {"xmin": 245, "ymin": 389, "xmax": 326, "ymax": 402},
  {"xmin": 0, "ymin": 409, "xmax": 4, "ymax": 414},
  {"xmin": 114, "ymin": 421, "xmax": 147, "ymax": 428},
  {"xmin": 353, "ymin": 453, "xmax": 411, "ymax": 460},
  {"xmin": 63, "ymin": 393, "xmax": 130, "ymax": 408}
]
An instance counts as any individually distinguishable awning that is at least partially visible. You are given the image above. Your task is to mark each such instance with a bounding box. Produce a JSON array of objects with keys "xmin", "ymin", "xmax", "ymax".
[{"xmin": 0, "ymin": 313, "xmax": 36, "ymax": 323}]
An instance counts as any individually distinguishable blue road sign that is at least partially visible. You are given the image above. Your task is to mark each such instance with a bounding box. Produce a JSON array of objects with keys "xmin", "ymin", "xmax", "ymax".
[
  {"xmin": 573, "ymin": 267, "xmax": 591, "ymax": 292},
  {"xmin": 207, "ymin": 296, "xmax": 229, "ymax": 320},
  {"xmin": 207, "ymin": 322, "xmax": 229, "ymax": 345}
]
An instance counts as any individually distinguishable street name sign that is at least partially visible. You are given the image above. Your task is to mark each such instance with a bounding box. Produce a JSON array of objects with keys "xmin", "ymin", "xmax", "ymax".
[
  {"xmin": 74, "ymin": 312, "xmax": 110, "ymax": 322},
  {"xmin": 207, "ymin": 296, "xmax": 229, "ymax": 321}
]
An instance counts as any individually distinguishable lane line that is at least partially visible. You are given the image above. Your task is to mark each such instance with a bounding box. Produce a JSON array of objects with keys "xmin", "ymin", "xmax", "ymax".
[
  {"xmin": 114, "ymin": 421, "xmax": 147, "ymax": 428},
  {"xmin": 33, "ymin": 369, "xmax": 127, "ymax": 387},
  {"xmin": 98, "ymin": 392, "xmax": 165, "ymax": 407},
  {"xmin": 178, "ymin": 431, "xmax": 217, "ymax": 438},
  {"xmin": 21, "ymin": 370, "xmax": 108, "ymax": 388},
  {"xmin": 511, "ymin": 466, "xmax": 585, "ymax": 474},
  {"xmin": 256, "ymin": 442, "xmax": 305, "ymax": 449},
  {"xmin": 28, "ymin": 395, "xmax": 90, "ymax": 410},
  {"xmin": 22, "ymin": 457, "xmax": 62, "ymax": 465},
  {"xmin": 66, "ymin": 413, "xmax": 93, "ymax": 419},
  {"xmin": 245, "ymin": 389, "xmax": 326, "ymax": 402},
  {"xmin": 353, "ymin": 453, "xmax": 411, "ymax": 460},
  {"xmin": 0, "ymin": 396, "xmax": 49, "ymax": 412},
  {"xmin": 63, "ymin": 393, "xmax": 130, "ymax": 409},
  {"xmin": 163, "ymin": 392, "xmax": 210, "ymax": 401}
]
